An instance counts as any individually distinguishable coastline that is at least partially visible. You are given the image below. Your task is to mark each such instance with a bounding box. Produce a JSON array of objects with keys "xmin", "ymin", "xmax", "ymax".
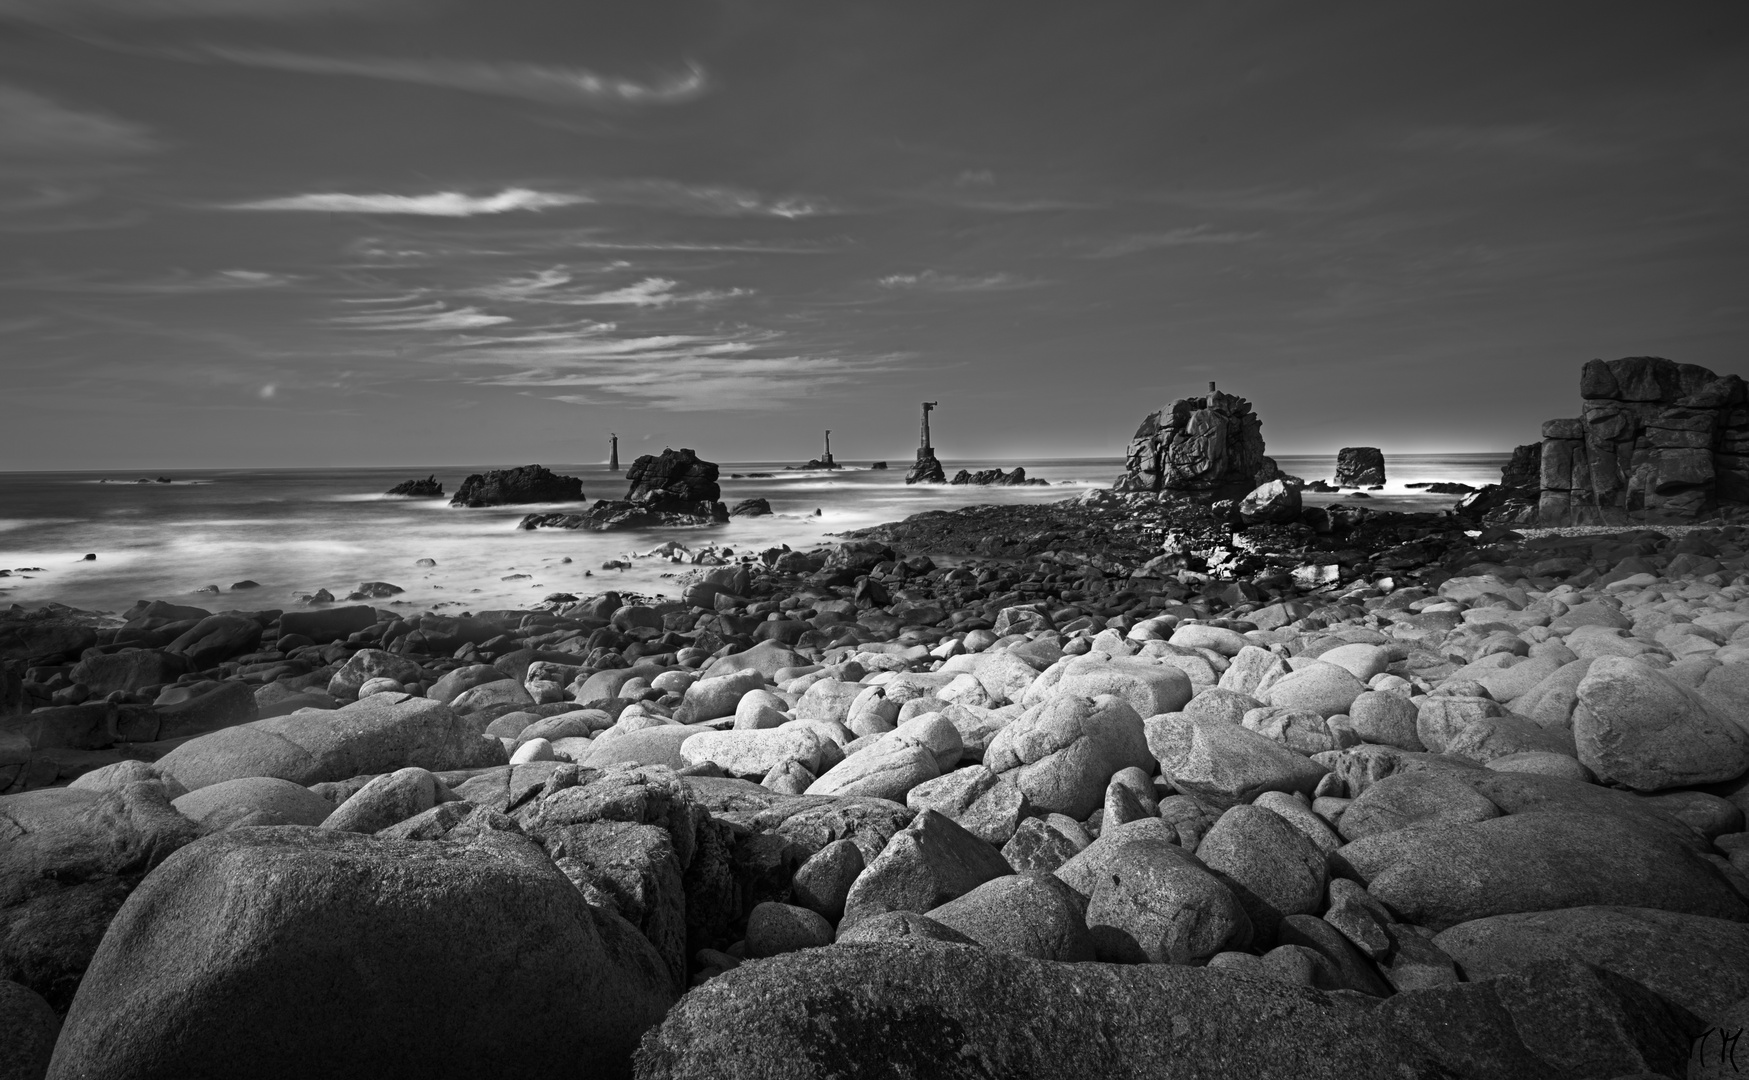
[{"xmin": 7, "ymin": 461, "xmax": 1739, "ymax": 1076}]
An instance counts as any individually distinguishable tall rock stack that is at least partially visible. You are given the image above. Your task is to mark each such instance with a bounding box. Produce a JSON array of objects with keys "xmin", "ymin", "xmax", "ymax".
[
  {"xmin": 1333, "ymin": 447, "xmax": 1386, "ymax": 488},
  {"xmin": 1113, "ymin": 389, "xmax": 1265, "ymax": 501},
  {"xmin": 1537, "ymin": 357, "xmax": 1749, "ymax": 525}
]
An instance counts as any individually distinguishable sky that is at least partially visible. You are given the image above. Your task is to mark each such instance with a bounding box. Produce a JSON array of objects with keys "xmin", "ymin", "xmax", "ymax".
[{"xmin": 1, "ymin": 0, "xmax": 1747, "ymax": 470}]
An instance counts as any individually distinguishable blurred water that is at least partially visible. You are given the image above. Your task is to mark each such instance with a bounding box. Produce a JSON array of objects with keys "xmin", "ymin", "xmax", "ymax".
[{"xmin": 0, "ymin": 453, "xmax": 1508, "ymax": 614}]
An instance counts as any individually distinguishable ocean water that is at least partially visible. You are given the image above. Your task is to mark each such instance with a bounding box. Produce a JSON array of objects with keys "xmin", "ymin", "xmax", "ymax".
[{"xmin": 0, "ymin": 453, "xmax": 1509, "ymax": 615}]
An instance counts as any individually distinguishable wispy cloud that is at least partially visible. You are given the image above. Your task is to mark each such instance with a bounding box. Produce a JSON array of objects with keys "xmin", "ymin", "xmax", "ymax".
[
  {"xmin": 0, "ymin": 85, "xmax": 160, "ymax": 160},
  {"xmin": 223, "ymin": 188, "xmax": 590, "ymax": 216},
  {"xmin": 34, "ymin": 268, "xmax": 299, "ymax": 292},
  {"xmin": 470, "ymin": 270, "xmax": 748, "ymax": 308},
  {"xmin": 224, "ymin": 182, "xmax": 830, "ymax": 219},
  {"xmin": 1084, "ymin": 225, "xmax": 1264, "ymax": 258},
  {"xmin": 877, "ymin": 270, "xmax": 1038, "ymax": 292},
  {"xmin": 449, "ymin": 321, "xmax": 894, "ymax": 411},
  {"xmin": 566, "ymin": 236, "xmax": 839, "ymax": 254},
  {"xmin": 332, "ymin": 302, "xmax": 511, "ymax": 331},
  {"xmin": 590, "ymin": 180, "xmax": 836, "ymax": 218},
  {"xmin": 189, "ymin": 45, "xmax": 707, "ymax": 108}
]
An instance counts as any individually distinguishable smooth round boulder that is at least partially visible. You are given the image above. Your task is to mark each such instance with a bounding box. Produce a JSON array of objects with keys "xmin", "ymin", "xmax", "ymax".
[
  {"xmin": 1485, "ymin": 751, "xmax": 1596, "ymax": 783},
  {"xmin": 355, "ymin": 677, "xmax": 405, "ymax": 699},
  {"xmin": 926, "ymin": 873, "xmax": 1095, "ymax": 962},
  {"xmin": 744, "ymin": 902, "xmax": 835, "ymax": 958},
  {"xmin": 1348, "ymin": 691, "xmax": 1425, "ymax": 751},
  {"xmin": 983, "ymin": 693, "xmax": 1154, "ymax": 819},
  {"xmin": 1261, "ymin": 662, "xmax": 1368, "ymax": 719},
  {"xmin": 1196, "ymin": 804, "xmax": 1327, "ymax": 942},
  {"xmin": 1317, "ymin": 644, "xmax": 1391, "ymax": 683},
  {"xmin": 791, "ymin": 839, "xmax": 866, "ymax": 922},
  {"xmin": 1574, "ymin": 656, "xmax": 1749, "ymax": 791},
  {"xmin": 46, "ymin": 828, "xmax": 674, "ymax": 1078},
  {"xmin": 171, "ymin": 776, "xmax": 334, "ymax": 829},
  {"xmin": 319, "ymin": 767, "xmax": 439, "ymax": 834}
]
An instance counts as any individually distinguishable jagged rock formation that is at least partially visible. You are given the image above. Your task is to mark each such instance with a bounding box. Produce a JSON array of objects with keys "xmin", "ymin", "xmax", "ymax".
[
  {"xmin": 1113, "ymin": 390, "xmax": 1265, "ymax": 501},
  {"xmin": 1534, "ymin": 358, "xmax": 1749, "ymax": 525},
  {"xmin": 906, "ymin": 449, "xmax": 947, "ymax": 485},
  {"xmin": 729, "ymin": 498, "xmax": 772, "ymax": 517},
  {"xmin": 626, "ymin": 448, "xmax": 721, "ymax": 508},
  {"xmin": 385, "ymin": 475, "xmax": 443, "ymax": 498},
  {"xmin": 1334, "ymin": 447, "xmax": 1386, "ymax": 488},
  {"xmin": 1455, "ymin": 444, "xmax": 1541, "ymax": 523},
  {"xmin": 519, "ymin": 448, "xmax": 728, "ymax": 531},
  {"xmin": 949, "ymin": 467, "xmax": 1048, "ymax": 487},
  {"xmin": 450, "ymin": 465, "xmax": 584, "ymax": 508}
]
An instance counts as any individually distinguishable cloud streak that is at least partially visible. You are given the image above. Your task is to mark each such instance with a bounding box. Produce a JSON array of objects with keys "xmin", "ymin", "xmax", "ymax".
[
  {"xmin": 877, "ymin": 270, "xmax": 1037, "ymax": 292},
  {"xmin": 1084, "ymin": 225, "xmax": 1264, "ymax": 258},
  {"xmin": 456, "ymin": 324, "xmax": 894, "ymax": 411},
  {"xmin": 332, "ymin": 302, "xmax": 511, "ymax": 331},
  {"xmin": 224, "ymin": 188, "xmax": 590, "ymax": 216},
  {"xmin": 0, "ymin": 85, "xmax": 160, "ymax": 159},
  {"xmin": 192, "ymin": 45, "xmax": 707, "ymax": 107}
]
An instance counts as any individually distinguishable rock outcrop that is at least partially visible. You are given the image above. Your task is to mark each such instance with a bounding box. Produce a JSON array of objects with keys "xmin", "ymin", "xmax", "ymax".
[
  {"xmin": 384, "ymin": 475, "xmax": 443, "ymax": 498},
  {"xmin": 949, "ymin": 467, "xmax": 1047, "ymax": 487},
  {"xmin": 1334, "ymin": 448, "xmax": 1386, "ymax": 488},
  {"xmin": 627, "ymin": 448, "xmax": 722, "ymax": 509},
  {"xmin": 1113, "ymin": 389, "xmax": 1266, "ymax": 500},
  {"xmin": 1534, "ymin": 357, "xmax": 1749, "ymax": 525},
  {"xmin": 1455, "ymin": 443, "xmax": 1541, "ymax": 523},
  {"xmin": 519, "ymin": 449, "xmax": 729, "ymax": 531},
  {"xmin": 905, "ymin": 449, "xmax": 947, "ymax": 485},
  {"xmin": 450, "ymin": 465, "xmax": 584, "ymax": 507}
]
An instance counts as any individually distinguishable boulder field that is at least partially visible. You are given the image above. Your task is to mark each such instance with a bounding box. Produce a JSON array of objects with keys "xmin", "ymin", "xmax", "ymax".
[{"xmin": 3, "ymin": 519, "xmax": 1749, "ymax": 1076}]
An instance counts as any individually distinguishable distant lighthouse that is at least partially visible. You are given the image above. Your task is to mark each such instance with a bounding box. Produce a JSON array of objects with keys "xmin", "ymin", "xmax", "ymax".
[{"xmin": 609, "ymin": 432, "xmax": 619, "ymax": 472}]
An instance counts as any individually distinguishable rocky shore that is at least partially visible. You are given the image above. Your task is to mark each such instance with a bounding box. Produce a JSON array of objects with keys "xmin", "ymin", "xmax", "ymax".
[{"xmin": 4, "ymin": 485, "xmax": 1747, "ymax": 1076}]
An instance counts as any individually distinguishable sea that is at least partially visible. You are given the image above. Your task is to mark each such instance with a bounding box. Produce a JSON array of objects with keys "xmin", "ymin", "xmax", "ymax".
[{"xmin": 0, "ymin": 454, "xmax": 1510, "ymax": 617}]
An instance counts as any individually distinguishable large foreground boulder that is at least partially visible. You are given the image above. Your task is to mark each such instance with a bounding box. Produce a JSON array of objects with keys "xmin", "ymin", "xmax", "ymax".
[
  {"xmin": 632, "ymin": 944, "xmax": 1701, "ymax": 1080},
  {"xmin": 49, "ymin": 828, "xmax": 674, "ymax": 1078},
  {"xmin": 154, "ymin": 693, "xmax": 505, "ymax": 791}
]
